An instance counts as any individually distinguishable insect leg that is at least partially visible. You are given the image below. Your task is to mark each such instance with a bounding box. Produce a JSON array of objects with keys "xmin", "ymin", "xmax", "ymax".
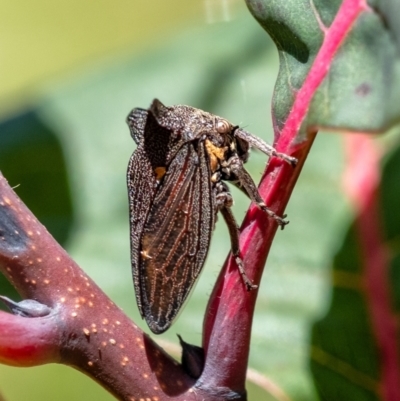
[
  {"xmin": 234, "ymin": 129, "xmax": 297, "ymax": 166},
  {"xmin": 226, "ymin": 156, "xmax": 289, "ymax": 228},
  {"xmin": 216, "ymin": 187, "xmax": 257, "ymax": 291}
]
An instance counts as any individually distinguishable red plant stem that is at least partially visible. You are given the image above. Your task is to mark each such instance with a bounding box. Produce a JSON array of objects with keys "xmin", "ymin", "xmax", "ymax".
[
  {"xmin": 0, "ymin": 310, "xmax": 60, "ymax": 366},
  {"xmin": 202, "ymin": 0, "xmax": 371, "ymax": 394},
  {"xmin": 343, "ymin": 135, "xmax": 400, "ymax": 401},
  {"xmin": 200, "ymin": 142, "xmax": 312, "ymax": 395}
]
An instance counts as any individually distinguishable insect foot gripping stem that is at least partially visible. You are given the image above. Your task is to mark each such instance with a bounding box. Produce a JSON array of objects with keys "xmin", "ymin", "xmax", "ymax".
[{"xmin": 126, "ymin": 99, "xmax": 296, "ymax": 333}]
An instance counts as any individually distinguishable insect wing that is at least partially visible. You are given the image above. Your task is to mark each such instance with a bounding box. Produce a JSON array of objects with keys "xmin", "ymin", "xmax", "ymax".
[
  {"xmin": 127, "ymin": 146, "xmax": 159, "ymax": 317},
  {"xmin": 139, "ymin": 142, "xmax": 214, "ymax": 333}
]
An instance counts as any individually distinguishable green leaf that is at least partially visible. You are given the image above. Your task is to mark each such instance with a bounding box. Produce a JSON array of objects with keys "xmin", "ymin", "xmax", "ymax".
[
  {"xmin": 246, "ymin": 0, "xmax": 400, "ymax": 135},
  {"xmin": 311, "ymin": 137, "xmax": 400, "ymax": 400},
  {"xmin": 0, "ymin": 110, "xmax": 74, "ymax": 245},
  {"xmin": 0, "ymin": 110, "xmax": 74, "ymax": 307}
]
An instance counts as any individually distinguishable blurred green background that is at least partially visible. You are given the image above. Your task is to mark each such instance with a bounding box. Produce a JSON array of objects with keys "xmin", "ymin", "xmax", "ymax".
[{"xmin": 0, "ymin": 1, "xmax": 350, "ymax": 400}]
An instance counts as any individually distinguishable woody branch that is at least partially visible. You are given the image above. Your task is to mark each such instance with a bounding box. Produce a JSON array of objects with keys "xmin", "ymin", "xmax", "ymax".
[{"xmin": 0, "ymin": 172, "xmax": 204, "ymax": 401}]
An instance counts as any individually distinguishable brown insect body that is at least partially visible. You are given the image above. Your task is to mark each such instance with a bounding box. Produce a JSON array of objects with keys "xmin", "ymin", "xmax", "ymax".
[{"xmin": 127, "ymin": 99, "xmax": 296, "ymax": 334}]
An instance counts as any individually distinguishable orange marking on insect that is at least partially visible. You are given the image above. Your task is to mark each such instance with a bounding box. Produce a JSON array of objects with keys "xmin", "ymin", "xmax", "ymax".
[
  {"xmin": 140, "ymin": 250, "xmax": 153, "ymax": 260},
  {"xmin": 205, "ymin": 139, "xmax": 227, "ymax": 172},
  {"xmin": 154, "ymin": 167, "xmax": 166, "ymax": 181}
]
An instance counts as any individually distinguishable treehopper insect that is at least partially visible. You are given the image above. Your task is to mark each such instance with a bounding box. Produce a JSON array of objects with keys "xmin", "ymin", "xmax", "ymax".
[{"xmin": 127, "ymin": 99, "xmax": 296, "ymax": 334}]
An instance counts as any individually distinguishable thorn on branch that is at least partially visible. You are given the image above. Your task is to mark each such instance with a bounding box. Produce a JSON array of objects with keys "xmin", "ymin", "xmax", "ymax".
[{"xmin": 178, "ymin": 334, "xmax": 205, "ymax": 379}]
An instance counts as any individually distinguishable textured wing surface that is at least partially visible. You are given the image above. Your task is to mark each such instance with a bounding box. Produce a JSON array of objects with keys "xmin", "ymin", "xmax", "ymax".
[
  {"xmin": 127, "ymin": 147, "xmax": 158, "ymax": 316},
  {"xmin": 139, "ymin": 142, "xmax": 214, "ymax": 333},
  {"xmin": 127, "ymin": 110, "xmax": 180, "ymax": 316}
]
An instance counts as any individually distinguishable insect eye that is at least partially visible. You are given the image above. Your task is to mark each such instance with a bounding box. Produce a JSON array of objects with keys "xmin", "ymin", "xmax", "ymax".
[{"xmin": 216, "ymin": 119, "xmax": 231, "ymax": 134}]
